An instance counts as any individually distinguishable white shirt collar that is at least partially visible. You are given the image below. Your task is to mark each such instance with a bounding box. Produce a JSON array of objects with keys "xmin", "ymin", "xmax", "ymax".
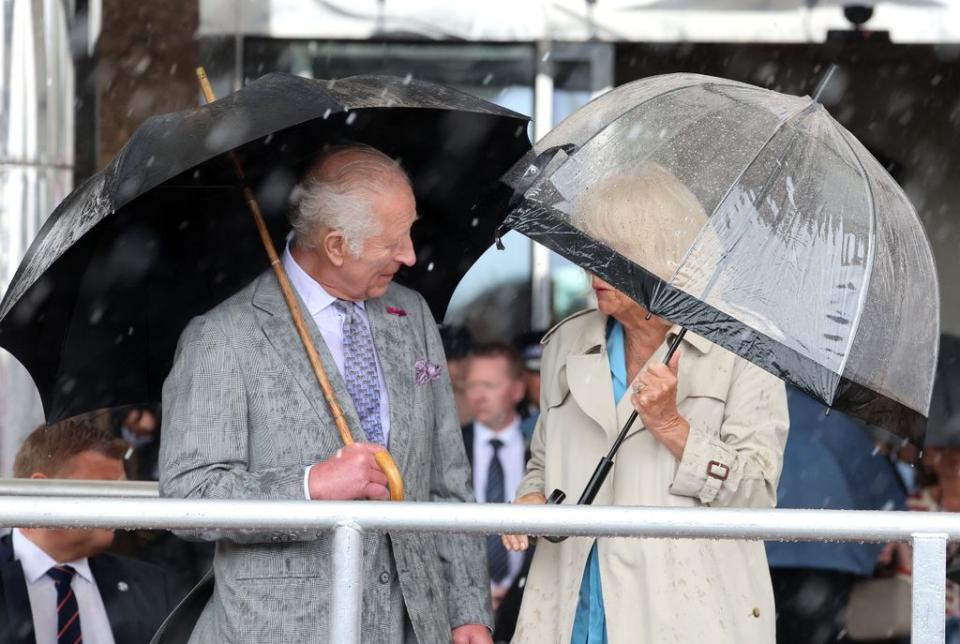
[
  {"xmin": 11, "ymin": 528, "xmax": 94, "ymax": 584},
  {"xmin": 474, "ymin": 416, "xmax": 522, "ymax": 448},
  {"xmin": 282, "ymin": 240, "xmax": 366, "ymax": 317}
]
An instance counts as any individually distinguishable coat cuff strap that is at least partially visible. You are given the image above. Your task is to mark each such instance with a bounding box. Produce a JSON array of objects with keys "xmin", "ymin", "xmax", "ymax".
[{"xmin": 669, "ymin": 424, "xmax": 734, "ymax": 504}]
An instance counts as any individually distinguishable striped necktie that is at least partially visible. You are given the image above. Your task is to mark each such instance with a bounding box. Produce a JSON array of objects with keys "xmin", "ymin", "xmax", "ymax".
[
  {"xmin": 46, "ymin": 565, "xmax": 82, "ymax": 644},
  {"xmin": 486, "ymin": 438, "xmax": 510, "ymax": 584}
]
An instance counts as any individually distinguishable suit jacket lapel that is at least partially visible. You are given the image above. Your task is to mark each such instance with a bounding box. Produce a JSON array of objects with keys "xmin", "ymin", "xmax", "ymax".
[
  {"xmin": 566, "ymin": 315, "xmax": 618, "ymax": 438},
  {"xmin": 0, "ymin": 554, "xmax": 34, "ymax": 644},
  {"xmin": 462, "ymin": 423, "xmax": 475, "ymax": 470},
  {"xmin": 254, "ymin": 272, "xmax": 366, "ymax": 443},
  {"xmin": 614, "ymin": 382, "xmax": 641, "ymax": 431},
  {"xmin": 366, "ymin": 294, "xmax": 413, "ymax": 474},
  {"xmin": 90, "ymin": 555, "xmax": 135, "ymax": 644}
]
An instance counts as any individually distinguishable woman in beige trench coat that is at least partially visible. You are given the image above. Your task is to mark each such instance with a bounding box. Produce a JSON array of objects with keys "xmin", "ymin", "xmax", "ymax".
[{"xmin": 502, "ymin": 164, "xmax": 790, "ymax": 644}]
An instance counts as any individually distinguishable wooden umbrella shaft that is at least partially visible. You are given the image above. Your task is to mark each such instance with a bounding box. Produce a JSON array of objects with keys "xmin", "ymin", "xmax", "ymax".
[{"xmin": 195, "ymin": 67, "xmax": 404, "ymax": 501}]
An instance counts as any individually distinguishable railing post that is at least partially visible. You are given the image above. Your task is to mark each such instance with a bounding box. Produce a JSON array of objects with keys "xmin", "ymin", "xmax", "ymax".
[
  {"xmin": 331, "ymin": 521, "xmax": 365, "ymax": 644},
  {"xmin": 912, "ymin": 533, "xmax": 947, "ymax": 644}
]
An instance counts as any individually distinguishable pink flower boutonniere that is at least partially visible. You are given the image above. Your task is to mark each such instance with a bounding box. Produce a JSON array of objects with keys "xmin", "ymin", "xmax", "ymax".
[
  {"xmin": 386, "ymin": 306, "xmax": 407, "ymax": 317},
  {"xmin": 415, "ymin": 359, "xmax": 443, "ymax": 385}
]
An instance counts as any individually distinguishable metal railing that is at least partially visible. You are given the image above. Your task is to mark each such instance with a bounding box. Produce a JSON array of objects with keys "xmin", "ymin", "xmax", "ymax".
[
  {"xmin": 2, "ymin": 479, "xmax": 959, "ymax": 643},
  {"xmin": 0, "ymin": 479, "xmax": 158, "ymax": 497}
]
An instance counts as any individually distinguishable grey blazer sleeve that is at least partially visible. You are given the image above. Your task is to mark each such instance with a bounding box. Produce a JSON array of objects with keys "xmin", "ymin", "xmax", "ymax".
[
  {"xmin": 159, "ymin": 316, "xmax": 310, "ymax": 544},
  {"xmin": 417, "ymin": 295, "xmax": 494, "ymax": 630}
]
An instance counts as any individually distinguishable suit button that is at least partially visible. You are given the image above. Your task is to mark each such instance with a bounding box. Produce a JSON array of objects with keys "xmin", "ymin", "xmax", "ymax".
[{"xmin": 379, "ymin": 572, "xmax": 390, "ymax": 584}]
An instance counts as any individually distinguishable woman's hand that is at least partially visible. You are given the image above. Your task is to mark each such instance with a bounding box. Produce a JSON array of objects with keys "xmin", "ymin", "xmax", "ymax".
[
  {"xmin": 631, "ymin": 351, "xmax": 690, "ymax": 459},
  {"xmin": 502, "ymin": 492, "xmax": 546, "ymax": 552}
]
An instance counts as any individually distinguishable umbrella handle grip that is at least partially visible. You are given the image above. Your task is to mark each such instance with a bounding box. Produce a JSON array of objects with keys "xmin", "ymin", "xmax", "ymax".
[{"xmin": 374, "ymin": 450, "xmax": 405, "ymax": 501}]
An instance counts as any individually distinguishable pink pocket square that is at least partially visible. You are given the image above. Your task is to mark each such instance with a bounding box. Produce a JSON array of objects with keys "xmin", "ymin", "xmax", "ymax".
[
  {"xmin": 386, "ymin": 306, "xmax": 407, "ymax": 317},
  {"xmin": 415, "ymin": 359, "xmax": 442, "ymax": 385}
]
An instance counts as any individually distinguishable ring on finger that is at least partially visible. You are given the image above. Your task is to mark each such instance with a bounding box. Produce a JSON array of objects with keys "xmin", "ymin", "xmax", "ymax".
[{"xmin": 633, "ymin": 382, "xmax": 646, "ymax": 394}]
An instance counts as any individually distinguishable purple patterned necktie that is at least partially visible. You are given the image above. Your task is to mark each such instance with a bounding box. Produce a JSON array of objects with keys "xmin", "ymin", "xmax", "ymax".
[{"xmin": 335, "ymin": 300, "xmax": 385, "ymax": 445}]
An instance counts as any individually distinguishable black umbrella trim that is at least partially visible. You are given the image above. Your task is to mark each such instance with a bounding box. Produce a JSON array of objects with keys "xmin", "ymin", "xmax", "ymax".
[
  {"xmin": 0, "ymin": 73, "xmax": 528, "ymax": 323},
  {"xmin": 0, "ymin": 74, "xmax": 531, "ymax": 423},
  {"xmin": 504, "ymin": 199, "xmax": 926, "ymax": 444}
]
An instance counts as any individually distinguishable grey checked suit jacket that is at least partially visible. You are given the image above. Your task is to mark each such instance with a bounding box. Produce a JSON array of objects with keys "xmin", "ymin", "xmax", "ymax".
[{"xmin": 159, "ymin": 271, "xmax": 492, "ymax": 643}]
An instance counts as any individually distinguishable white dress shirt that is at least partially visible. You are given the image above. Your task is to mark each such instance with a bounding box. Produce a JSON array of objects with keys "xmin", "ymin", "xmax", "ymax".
[
  {"xmin": 11, "ymin": 528, "xmax": 116, "ymax": 644},
  {"xmin": 472, "ymin": 417, "xmax": 526, "ymax": 589},
  {"xmin": 283, "ymin": 243, "xmax": 392, "ymax": 499}
]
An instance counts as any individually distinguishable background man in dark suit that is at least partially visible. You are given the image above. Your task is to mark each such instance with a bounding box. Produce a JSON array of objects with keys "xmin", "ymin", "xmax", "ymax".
[
  {"xmin": 461, "ymin": 343, "xmax": 532, "ymax": 642},
  {"xmin": 0, "ymin": 421, "xmax": 177, "ymax": 644}
]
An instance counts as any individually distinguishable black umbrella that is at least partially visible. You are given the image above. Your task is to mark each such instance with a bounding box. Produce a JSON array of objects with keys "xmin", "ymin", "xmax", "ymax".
[{"xmin": 0, "ymin": 72, "xmax": 530, "ymax": 423}]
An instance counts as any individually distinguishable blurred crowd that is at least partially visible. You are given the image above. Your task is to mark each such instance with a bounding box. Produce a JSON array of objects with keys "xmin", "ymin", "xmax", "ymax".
[{"xmin": 3, "ymin": 328, "xmax": 959, "ymax": 644}]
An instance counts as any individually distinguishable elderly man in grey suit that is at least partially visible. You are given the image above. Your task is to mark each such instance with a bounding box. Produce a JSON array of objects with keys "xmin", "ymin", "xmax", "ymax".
[{"xmin": 159, "ymin": 144, "xmax": 493, "ymax": 643}]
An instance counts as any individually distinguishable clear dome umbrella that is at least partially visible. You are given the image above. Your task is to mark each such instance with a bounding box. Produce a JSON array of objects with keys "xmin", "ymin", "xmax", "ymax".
[{"xmin": 502, "ymin": 72, "xmax": 939, "ymax": 461}]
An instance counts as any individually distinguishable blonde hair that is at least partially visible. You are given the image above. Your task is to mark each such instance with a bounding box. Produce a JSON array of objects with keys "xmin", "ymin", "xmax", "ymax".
[{"xmin": 571, "ymin": 163, "xmax": 707, "ymax": 282}]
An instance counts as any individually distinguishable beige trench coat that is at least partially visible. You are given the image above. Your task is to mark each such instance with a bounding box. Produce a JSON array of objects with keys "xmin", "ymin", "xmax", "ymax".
[{"xmin": 513, "ymin": 309, "xmax": 789, "ymax": 644}]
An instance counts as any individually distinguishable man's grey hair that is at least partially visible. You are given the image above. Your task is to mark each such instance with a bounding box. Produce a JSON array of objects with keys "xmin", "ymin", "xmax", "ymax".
[{"xmin": 289, "ymin": 144, "xmax": 412, "ymax": 256}]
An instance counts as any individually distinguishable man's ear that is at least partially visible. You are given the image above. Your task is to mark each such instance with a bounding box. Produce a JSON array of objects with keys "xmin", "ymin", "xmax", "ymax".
[{"xmin": 323, "ymin": 230, "xmax": 348, "ymax": 267}]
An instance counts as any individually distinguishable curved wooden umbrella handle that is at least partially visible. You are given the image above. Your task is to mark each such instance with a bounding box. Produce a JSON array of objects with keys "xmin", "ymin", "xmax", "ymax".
[
  {"xmin": 375, "ymin": 452, "xmax": 404, "ymax": 501},
  {"xmin": 195, "ymin": 67, "xmax": 404, "ymax": 501}
]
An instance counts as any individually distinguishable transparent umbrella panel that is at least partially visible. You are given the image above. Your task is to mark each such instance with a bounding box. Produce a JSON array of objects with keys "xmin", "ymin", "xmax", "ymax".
[{"xmin": 504, "ymin": 73, "xmax": 939, "ymax": 441}]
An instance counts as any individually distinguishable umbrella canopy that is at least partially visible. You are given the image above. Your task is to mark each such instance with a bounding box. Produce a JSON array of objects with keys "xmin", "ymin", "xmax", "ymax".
[
  {"xmin": 502, "ymin": 72, "xmax": 938, "ymax": 443},
  {"xmin": 0, "ymin": 72, "xmax": 530, "ymax": 423}
]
